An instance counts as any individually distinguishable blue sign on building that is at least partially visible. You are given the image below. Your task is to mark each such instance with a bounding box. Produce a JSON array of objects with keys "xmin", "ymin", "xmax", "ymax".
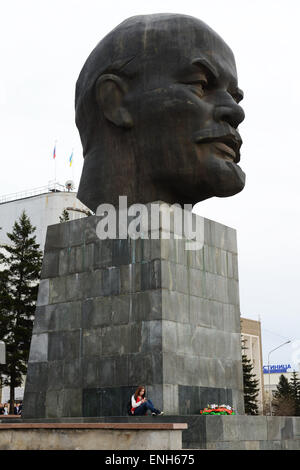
[{"xmin": 263, "ymin": 364, "xmax": 291, "ymax": 374}]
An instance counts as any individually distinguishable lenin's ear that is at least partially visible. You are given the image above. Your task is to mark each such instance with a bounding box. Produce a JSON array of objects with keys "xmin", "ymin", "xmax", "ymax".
[{"xmin": 95, "ymin": 74, "xmax": 133, "ymax": 128}]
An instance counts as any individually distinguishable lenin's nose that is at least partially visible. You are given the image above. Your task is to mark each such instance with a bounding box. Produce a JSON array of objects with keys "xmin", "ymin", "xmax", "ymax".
[{"xmin": 214, "ymin": 96, "xmax": 245, "ymax": 129}]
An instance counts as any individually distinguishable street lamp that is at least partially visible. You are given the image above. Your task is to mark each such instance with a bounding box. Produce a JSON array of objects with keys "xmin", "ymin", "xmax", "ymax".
[{"xmin": 267, "ymin": 340, "xmax": 291, "ymax": 416}]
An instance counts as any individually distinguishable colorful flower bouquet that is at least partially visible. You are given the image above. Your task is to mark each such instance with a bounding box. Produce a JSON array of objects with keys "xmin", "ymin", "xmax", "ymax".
[{"xmin": 200, "ymin": 404, "xmax": 236, "ymax": 415}]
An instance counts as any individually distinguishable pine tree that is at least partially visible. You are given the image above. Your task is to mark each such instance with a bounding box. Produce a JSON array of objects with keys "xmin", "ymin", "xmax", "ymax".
[
  {"xmin": 0, "ymin": 211, "xmax": 42, "ymax": 412},
  {"xmin": 289, "ymin": 371, "xmax": 300, "ymax": 416},
  {"xmin": 59, "ymin": 209, "xmax": 70, "ymax": 223},
  {"xmin": 274, "ymin": 374, "xmax": 291, "ymax": 398},
  {"xmin": 241, "ymin": 338, "xmax": 260, "ymax": 414},
  {"xmin": 273, "ymin": 374, "xmax": 295, "ymax": 416}
]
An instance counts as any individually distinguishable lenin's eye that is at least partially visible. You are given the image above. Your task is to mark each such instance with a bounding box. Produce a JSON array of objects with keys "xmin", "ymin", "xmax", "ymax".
[
  {"xmin": 180, "ymin": 72, "xmax": 210, "ymax": 98},
  {"xmin": 189, "ymin": 79, "xmax": 208, "ymax": 98}
]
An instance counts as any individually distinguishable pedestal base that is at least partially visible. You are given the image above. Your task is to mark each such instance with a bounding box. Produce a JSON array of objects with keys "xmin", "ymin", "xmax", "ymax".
[{"xmin": 24, "ymin": 205, "xmax": 244, "ymax": 418}]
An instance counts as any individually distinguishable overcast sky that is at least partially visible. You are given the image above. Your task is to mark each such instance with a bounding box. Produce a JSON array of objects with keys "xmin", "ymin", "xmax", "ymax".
[{"xmin": 0, "ymin": 0, "xmax": 299, "ymax": 369}]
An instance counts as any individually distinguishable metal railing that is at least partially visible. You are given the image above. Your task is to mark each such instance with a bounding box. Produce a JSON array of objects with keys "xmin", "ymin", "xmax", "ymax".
[{"xmin": 0, "ymin": 181, "xmax": 67, "ymax": 204}]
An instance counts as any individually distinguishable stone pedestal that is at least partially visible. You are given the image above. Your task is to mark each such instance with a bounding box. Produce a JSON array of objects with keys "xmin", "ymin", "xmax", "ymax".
[{"xmin": 23, "ymin": 205, "xmax": 244, "ymax": 418}]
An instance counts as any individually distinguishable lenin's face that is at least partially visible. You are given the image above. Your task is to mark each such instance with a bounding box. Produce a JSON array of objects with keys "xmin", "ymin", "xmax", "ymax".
[{"xmin": 125, "ymin": 18, "xmax": 245, "ymax": 204}]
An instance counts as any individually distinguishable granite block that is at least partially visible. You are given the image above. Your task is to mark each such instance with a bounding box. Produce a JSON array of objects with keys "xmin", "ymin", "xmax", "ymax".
[
  {"xmin": 204, "ymin": 245, "xmax": 217, "ymax": 274},
  {"xmin": 259, "ymin": 440, "xmax": 282, "ymax": 450},
  {"xmin": 189, "ymin": 268, "xmax": 205, "ymax": 297},
  {"xmin": 83, "ymin": 216, "xmax": 100, "ymax": 244},
  {"xmin": 22, "ymin": 391, "xmax": 46, "ymax": 419},
  {"xmin": 162, "ymin": 291, "xmax": 189, "ymax": 323},
  {"xmin": 175, "ymin": 264, "xmax": 189, "ymax": 295},
  {"xmin": 161, "ymin": 260, "xmax": 176, "ymax": 291},
  {"xmin": 120, "ymin": 265, "xmax": 133, "ymax": 294},
  {"xmin": 33, "ymin": 306, "xmax": 51, "ymax": 334},
  {"xmin": 36, "ymin": 279, "xmax": 50, "ymax": 306},
  {"xmin": 281, "ymin": 417, "xmax": 294, "ymax": 440},
  {"xmin": 205, "ymin": 415, "xmax": 224, "ymax": 441},
  {"xmin": 44, "ymin": 223, "xmax": 70, "ymax": 251},
  {"xmin": 69, "ymin": 218, "xmax": 85, "ymax": 247},
  {"xmin": 47, "ymin": 361, "xmax": 64, "ymax": 391},
  {"xmin": 177, "ymin": 323, "xmax": 195, "ymax": 356},
  {"xmin": 128, "ymin": 354, "xmax": 156, "ymax": 385},
  {"xmin": 163, "ymin": 351, "xmax": 178, "ymax": 384},
  {"xmin": 58, "ymin": 247, "xmax": 70, "ymax": 276},
  {"xmin": 100, "ymin": 326, "xmax": 120, "ymax": 355},
  {"xmin": 49, "ymin": 276, "xmax": 66, "ymax": 304},
  {"xmin": 162, "ymin": 320, "xmax": 177, "ymax": 353},
  {"xmin": 41, "ymin": 250, "xmax": 59, "ymax": 278},
  {"xmin": 125, "ymin": 323, "xmax": 143, "ymax": 354},
  {"xmin": 111, "ymin": 295, "xmax": 131, "ymax": 325},
  {"xmin": 82, "ymin": 296, "xmax": 112, "ymax": 328},
  {"xmin": 227, "ymin": 278, "xmax": 240, "ymax": 305},
  {"xmin": 227, "ymin": 251, "xmax": 234, "ymax": 278},
  {"xmin": 94, "ymin": 239, "xmax": 113, "ymax": 268},
  {"xmin": 29, "ymin": 333, "xmax": 48, "ymax": 363},
  {"xmin": 46, "ymin": 301, "xmax": 82, "ymax": 332},
  {"xmin": 189, "ymin": 296, "xmax": 209, "ymax": 327},
  {"xmin": 48, "ymin": 330, "xmax": 80, "ymax": 361},
  {"xmin": 292, "ymin": 416, "xmax": 300, "ymax": 438},
  {"xmin": 63, "ymin": 388, "xmax": 83, "ymax": 417},
  {"xmin": 215, "ymin": 248, "xmax": 227, "ymax": 277},
  {"xmin": 98, "ymin": 356, "xmax": 116, "ymax": 387},
  {"xmin": 82, "ymin": 357, "xmax": 99, "ymax": 388},
  {"xmin": 115, "ymin": 355, "xmax": 129, "ymax": 386},
  {"xmin": 187, "ymin": 244, "xmax": 204, "ymax": 270},
  {"xmin": 25, "ymin": 362, "xmax": 48, "ymax": 392},
  {"xmin": 82, "ymin": 388, "xmax": 100, "ymax": 417},
  {"xmin": 46, "ymin": 388, "xmax": 82, "ymax": 418},
  {"xmin": 45, "ymin": 389, "xmax": 65, "ymax": 418},
  {"xmin": 112, "ymin": 239, "xmax": 131, "ymax": 265},
  {"xmin": 163, "ymin": 384, "xmax": 179, "ymax": 414},
  {"xmin": 65, "ymin": 272, "xmax": 85, "ymax": 301},
  {"xmin": 131, "ymin": 290, "xmax": 162, "ymax": 322},
  {"xmin": 82, "ymin": 329, "xmax": 102, "ymax": 357},
  {"xmin": 141, "ymin": 320, "xmax": 162, "ymax": 353},
  {"xmin": 223, "ymin": 416, "xmax": 268, "ymax": 442},
  {"xmin": 84, "ymin": 270, "xmax": 102, "ymax": 298},
  {"xmin": 102, "ymin": 267, "xmax": 121, "ymax": 296},
  {"xmin": 233, "ymin": 254, "xmax": 239, "ymax": 280}
]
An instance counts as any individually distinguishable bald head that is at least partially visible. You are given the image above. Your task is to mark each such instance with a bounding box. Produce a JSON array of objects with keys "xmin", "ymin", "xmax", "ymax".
[{"xmin": 76, "ymin": 14, "xmax": 245, "ymax": 211}]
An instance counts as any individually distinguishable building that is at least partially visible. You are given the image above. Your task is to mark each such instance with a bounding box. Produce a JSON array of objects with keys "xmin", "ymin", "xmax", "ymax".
[
  {"xmin": 263, "ymin": 364, "xmax": 300, "ymax": 410},
  {"xmin": 0, "ymin": 182, "xmax": 89, "ymax": 248},
  {"xmin": 241, "ymin": 317, "xmax": 264, "ymax": 413},
  {"xmin": 0, "ymin": 182, "xmax": 89, "ymax": 403}
]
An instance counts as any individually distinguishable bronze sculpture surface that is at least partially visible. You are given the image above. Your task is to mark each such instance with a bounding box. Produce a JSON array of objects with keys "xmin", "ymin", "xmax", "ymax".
[{"xmin": 76, "ymin": 13, "xmax": 245, "ymax": 212}]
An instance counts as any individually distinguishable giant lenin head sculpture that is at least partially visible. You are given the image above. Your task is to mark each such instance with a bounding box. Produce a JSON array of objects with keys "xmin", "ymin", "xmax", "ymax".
[{"xmin": 75, "ymin": 14, "xmax": 245, "ymax": 212}]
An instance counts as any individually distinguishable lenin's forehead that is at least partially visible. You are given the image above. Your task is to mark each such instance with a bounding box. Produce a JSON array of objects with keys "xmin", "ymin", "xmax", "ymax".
[
  {"xmin": 115, "ymin": 15, "xmax": 237, "ymax": 77},
  {"xmin": 76, "ymin": 15, "xmax": 238, "ymax": 102}
]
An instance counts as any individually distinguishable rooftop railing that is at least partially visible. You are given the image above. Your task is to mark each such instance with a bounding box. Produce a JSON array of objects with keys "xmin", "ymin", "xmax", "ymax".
[{"xmin": 0, "ymin": 181, "xmax": 68, "ymax": 204}]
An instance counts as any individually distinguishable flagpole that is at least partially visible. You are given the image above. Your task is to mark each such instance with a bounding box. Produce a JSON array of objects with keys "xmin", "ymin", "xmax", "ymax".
[
  {"xmin": 72, "ymin": 148, "xmax": 74, "ymax": 181},
  {"xmin": 69, "ymin": 148, "xmax": 74, "ymax": 181},
  {"xmin": 54, "ymin": 140, "xmax": 57, "ymax": 191}
]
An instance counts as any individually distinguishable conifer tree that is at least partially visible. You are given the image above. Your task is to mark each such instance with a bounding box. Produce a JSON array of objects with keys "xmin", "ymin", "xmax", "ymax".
[
  {"xmin": 241, "ymin": 338, "xmax": 260, "ymax": 414},
  {"xmin": 273, "ymin": 374, "xmax": 295, "ymax": 416},
  {"xmin": 289, "ymin": 371, "xmax": 300, "ymax": 416},
  {"xmin": 59, "ymin": 209, "xmax": 70, "ymax": 223},
  {"xmin": 274, "ymin": 374, "xmax": 291, "ymax": 398},
  {"xmin": 0, "ymin": 211, "xmax": 42, "ymax": 411}
]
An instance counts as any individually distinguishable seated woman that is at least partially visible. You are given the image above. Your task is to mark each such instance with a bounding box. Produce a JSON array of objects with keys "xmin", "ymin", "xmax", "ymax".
[{"xmin": 131, "ymin": 386, "xmax": 164, "ymax": 416}]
